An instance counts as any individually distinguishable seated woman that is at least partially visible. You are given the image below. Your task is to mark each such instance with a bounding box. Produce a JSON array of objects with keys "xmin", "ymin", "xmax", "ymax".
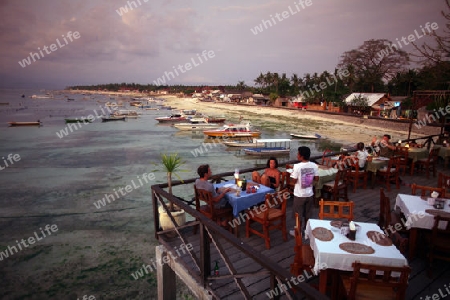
[
  {"xmin": 252, "ymin": 157, "xmax": 281, "ymax": 189},
  {"xmin": 342, "ymin": 142, "xmax": 368, "ymax": 169}
]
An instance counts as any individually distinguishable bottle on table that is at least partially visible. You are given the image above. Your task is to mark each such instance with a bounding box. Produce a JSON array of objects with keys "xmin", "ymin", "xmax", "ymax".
[{"xmin": 241, "ymin": 176, "xmax": 247, "ymax": 191}]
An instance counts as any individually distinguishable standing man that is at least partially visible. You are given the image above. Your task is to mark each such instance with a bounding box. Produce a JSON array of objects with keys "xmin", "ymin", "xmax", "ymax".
[{"xmin": 289, "ymin": 146, "xmax": 319, "ymax": 236}]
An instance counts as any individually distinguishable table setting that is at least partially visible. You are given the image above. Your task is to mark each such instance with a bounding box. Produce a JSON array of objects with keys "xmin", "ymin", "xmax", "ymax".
[{"xmin": 305, "ymin": 219, "xmax": 407, "ymax": 294}]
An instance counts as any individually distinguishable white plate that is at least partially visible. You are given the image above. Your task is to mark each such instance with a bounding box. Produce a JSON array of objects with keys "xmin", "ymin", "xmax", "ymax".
[{"xmin": 223, "ymin": 183, "xmax": 236, "ymax": 189}]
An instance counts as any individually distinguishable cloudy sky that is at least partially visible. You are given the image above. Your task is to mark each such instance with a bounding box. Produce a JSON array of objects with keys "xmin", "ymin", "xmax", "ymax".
[{"xmin": 0, "ymin": 0, "xmax": 447, "ymax": 89}]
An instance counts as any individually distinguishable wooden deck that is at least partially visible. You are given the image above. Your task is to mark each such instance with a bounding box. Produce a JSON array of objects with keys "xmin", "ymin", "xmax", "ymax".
[{"xmin": 153, "ymin": 160, "xmax": 450, "ymax": 299}]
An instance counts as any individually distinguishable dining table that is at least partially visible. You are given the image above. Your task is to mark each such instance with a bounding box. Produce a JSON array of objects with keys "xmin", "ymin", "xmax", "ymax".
[
  {"xmin": 214, "ymin": 180, "xmax": 274, "ymax": 217},
  {"xmin": 305, "ymin": 219, "xmax": 408, "ymax": 296},
  {"xmin": 395, "ymin": 193, "xmax": 450, "ymax": 259}
]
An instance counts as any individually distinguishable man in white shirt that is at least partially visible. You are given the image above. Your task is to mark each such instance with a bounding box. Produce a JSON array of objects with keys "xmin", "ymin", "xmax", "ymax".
[{"xmin": 289, "ymin": 146, "xmax": 319, "ymax": 236}]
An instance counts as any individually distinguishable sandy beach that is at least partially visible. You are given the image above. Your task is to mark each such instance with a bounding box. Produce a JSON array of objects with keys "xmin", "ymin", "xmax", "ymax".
[{"xmin": 162, "ymin": 95, "xmax": 440, "ymax": 146}]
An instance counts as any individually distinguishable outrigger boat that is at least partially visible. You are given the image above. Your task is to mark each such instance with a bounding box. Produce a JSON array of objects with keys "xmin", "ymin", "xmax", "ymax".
[
  {"xmin": 8, "ymin": 121, "xmax": 41, "ymax": 127},
  {"xmin": 203, "ymin": 122, "xmax": 261, "ymax": 138},
  {"xmin": 243, "ymin": 139, "xmax": 291, "ymax": 156}
]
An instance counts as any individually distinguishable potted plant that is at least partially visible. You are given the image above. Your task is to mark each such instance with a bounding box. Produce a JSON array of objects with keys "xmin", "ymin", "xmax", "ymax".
[{"xmin": 155, "ymin": 153, "xmax": 187, "ymax": 230}]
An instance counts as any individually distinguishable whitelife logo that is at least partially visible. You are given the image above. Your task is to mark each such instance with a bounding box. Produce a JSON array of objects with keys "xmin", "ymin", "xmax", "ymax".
[
  {"xmin": 250, "ymin": 0, "xmax": 313, "ymax": 35},
  {"xmin": 152, "ymin": 50, "xmax": 215, "ymax": 85},
  {"xmin": 18, "ymin": 31, "xmax": 81, "ymax": 68}
]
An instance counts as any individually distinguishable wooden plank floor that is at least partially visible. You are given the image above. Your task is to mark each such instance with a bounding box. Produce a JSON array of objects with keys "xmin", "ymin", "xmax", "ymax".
[{"xmin": 159, "ymin": 163, "xmax": 450, "ymax": 299}]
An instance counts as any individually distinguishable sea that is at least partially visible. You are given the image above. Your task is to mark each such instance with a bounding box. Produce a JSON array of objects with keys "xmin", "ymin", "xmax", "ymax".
[{"xmin": 0, "ymin": 88, "xmax": 345, "ymax": 207}]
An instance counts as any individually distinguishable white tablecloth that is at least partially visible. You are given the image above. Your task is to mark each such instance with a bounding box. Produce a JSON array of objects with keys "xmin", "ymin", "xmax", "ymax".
[
  {"xmin": 305, "ymin": 219, "xmax": 408, "ymax": 274},
  {"xmin": 395, "ymin": 194, "xmax": 450, "ymax": 229}
]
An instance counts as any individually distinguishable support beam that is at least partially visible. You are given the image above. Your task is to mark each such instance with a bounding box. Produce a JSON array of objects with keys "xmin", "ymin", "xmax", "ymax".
[{"xmin": 156, "ymin": 245, "xmax": 212, "ymax": 300}]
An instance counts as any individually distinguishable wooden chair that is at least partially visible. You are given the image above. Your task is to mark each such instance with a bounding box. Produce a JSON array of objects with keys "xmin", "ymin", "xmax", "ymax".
[
  {"xmin": 322, "ymin": 169, "xmax": 349, "ymax": 201},
  {"xmin": 394, "ymin": 146, "xmax": 410, "ymax": 176},
  {"xmin": 280, "ymin": 171, "xmax": 294, "ymax": 196},
  {"xmin": 318, "ymin": 199, "xmax": 354, "ymax": 221},
  {"xmin": 437, "ymin": 172, "xmax": 450, "ymax": 196},
  {"xmin": 410, "ymin": 183, "xmax": 445, "ymax": 198},
  {"xmin": 415, "ymin": 147, "xmax": 440, "ymax": 178},
  {"xmin": 346, "ymin": 157, "xmax": 368, "ymax": 193},
  {"xmin": 290, "ymin": 212, "xmax": 315, "ymax": 277},
  {"xmin": 322, "ymin": 149, "xmax": 333, "ymax": 165},
  {"xmin": 194, "ymin": 186, "xmax": 233, "ymax": 232},
  {"xmin": 339, "ymin": 262, "xmax": 411, "ymax": 300},
  {"xmin": 428, "ymin": 215, "xmax": 450, "ymax": 277},
  {"xmin": 390, "ymin": 231, "xmax": 409, "ymax": 256},
  {"xmin": 378, "ymin": 188, "xmax": 407, "ymax": 233},
  {"xmin": 378, "ymin": 188, "xmax": 409, "ymax": 254},
  {"xmin": 375, "ymin": 156, "xmax": 400, "ymax": 192},
  {"xmin": 246, "ymin": 188, "xmax": 288, "ymax": 249}
]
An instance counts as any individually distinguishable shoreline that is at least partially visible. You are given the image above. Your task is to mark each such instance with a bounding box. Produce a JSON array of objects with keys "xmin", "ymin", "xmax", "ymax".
[
  {"xmin": 66, "ymin": 89, "xmax": 441, "ymax": 146},
  {"xmin": 161, "ymin": 95, "xmax": 440, "ymax": 146}
]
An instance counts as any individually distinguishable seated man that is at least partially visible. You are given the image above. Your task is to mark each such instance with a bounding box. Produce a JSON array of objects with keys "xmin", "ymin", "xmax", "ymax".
[
  {"xmin": 195, "ymin": 164, "xmax": 231, "ymax": 209},
  {"xmin": 371, "ymin": 134, "xmax": 396, "ymax": 157}
]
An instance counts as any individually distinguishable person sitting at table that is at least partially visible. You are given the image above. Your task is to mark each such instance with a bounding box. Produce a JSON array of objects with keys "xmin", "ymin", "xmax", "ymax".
[
  {"xmin": 371, "ymin": 134, "xmax": 396, "ymax": 157},
  {"xmin": 289, "ymin": 146, "xmax": 319, "ymax": 237},
  {"xmin": 342, "ymin": 142, "xmax": 368, "ymax": 169},
  {"xmin": 252, "ymin": 157, "xmax": 281, "ymax": 189},
  {"xmin": 195, "ymin": 164, "xmax": 231, "ymax": 209}
]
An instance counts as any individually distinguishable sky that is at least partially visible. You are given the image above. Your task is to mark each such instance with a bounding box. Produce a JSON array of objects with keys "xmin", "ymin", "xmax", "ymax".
[{"xmin": 0, "ymin": 0, "xmax": 448, "ymax": 89}]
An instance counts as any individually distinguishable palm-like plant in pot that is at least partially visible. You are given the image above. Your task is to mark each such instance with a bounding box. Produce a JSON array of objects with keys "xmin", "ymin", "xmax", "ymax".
[{"xmin": 155, "ymin": 153, "xmax": 187, "ymax": 230}]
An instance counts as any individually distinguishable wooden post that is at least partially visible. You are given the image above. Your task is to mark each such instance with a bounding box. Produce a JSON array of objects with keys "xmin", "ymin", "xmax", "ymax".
[{"xmin": 156, "ymin": 246, "xmax": 177, "ymax": 300}]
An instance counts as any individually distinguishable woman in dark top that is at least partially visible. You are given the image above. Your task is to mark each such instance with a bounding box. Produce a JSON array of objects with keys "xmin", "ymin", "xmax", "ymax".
[{"xmin": 252, "ymin": 157, "xmax": 281, "ymax": 189}]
